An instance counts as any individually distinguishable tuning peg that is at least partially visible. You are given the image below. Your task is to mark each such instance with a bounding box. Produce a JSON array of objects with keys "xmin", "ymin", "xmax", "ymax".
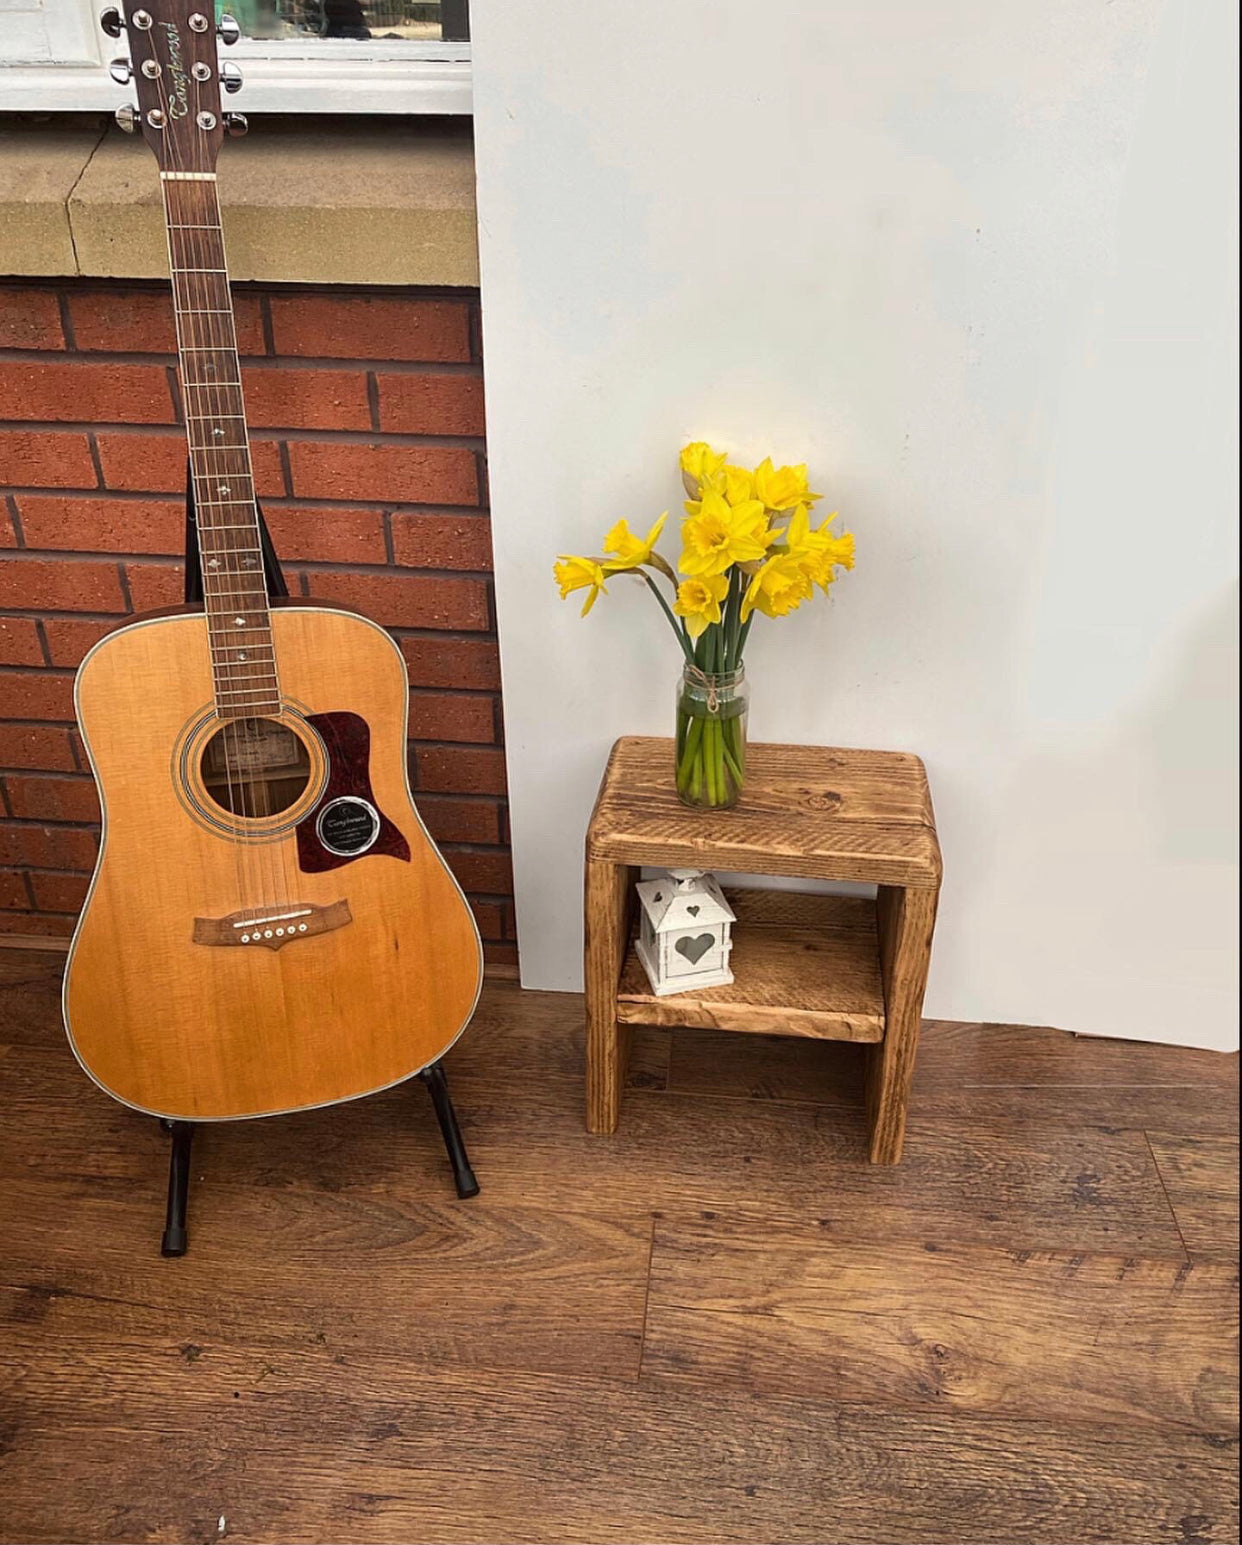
[
  {"xmin": 100, "ymin": 6, "xmax": 123, "ymax": 36},
  {"xmin": 220, "ymin": 62, "xmax": 243, "ymax": 93},
  {"xmin": 108, "ymin": 56, "xmax": 132, "ymax": 84},
  {"xmin": 218, "ymin": 13, "xmax": 240, "ymax": 43},
  {"xmin": 224, "ymin": 112, "xmax": 248, "ymax": 137},
  {"xmin": 114, "ymin": 103, "xmax": 140, "ymax": 134}
]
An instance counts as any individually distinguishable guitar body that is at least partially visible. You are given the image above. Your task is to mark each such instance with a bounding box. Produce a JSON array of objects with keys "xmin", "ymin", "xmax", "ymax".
[{"xmin": 64, "ymin": 603, "xmax": 483, "ymax": 1121}]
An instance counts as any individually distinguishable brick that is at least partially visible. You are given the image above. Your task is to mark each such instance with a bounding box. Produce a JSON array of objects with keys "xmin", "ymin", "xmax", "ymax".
[
  {"xmin": 0, "ymin": 618, "xmax": 43, "ymax": 666},
  {"xmin": 239, "ymin": 367, "xmax": 371, "ymax": 431},
  {"xmin": 0, "ymin": 558, "xmax": 125, "ymax": 614},
  {"xmin": 0, "ymin": 430, "xmax": 97, "ymax": 490},
  {"xmin": 0, "ymin": 671, "xmax": 76, "ymax": 722},
  {"xmin": 390, "ymin": 513, "xmax": 493, "ymax": 572},
  {"xmin": 483, "ymin": 941, "xmax": 518, "ymax": 971},
  {"xmin": 398, "ymin": 636, "xmax": 501, "ymax": 691},
  {"xmin": 68, "ymin": 290, "xmax": 266, "ymax": 356},
  {"xmin": 307, "ymin": 571, "xmax": 488, "ymax": 631},
  {"xmin": 17, "ymin": 496, "xmax": 183, "ymax": 555},
  {"xmin": 0, "ymin": 725, "xmax": 77, "ymax": 770},
  {"xmin": 0, "ymin": 868, "xmax": 29, "ymax": 909},
  {"xmin": 0, "ymin": 504, "xmax": 15, "ymax": 548},
  {"xmin": 412, "ymin": 744, "xmax": 507, "ymax": 796},
  {"xmin": 445, "ymin": 847, "xmax": 513, "ymax": 895},
  {"xmin": 0, "ymin": 911, "xmax": 74, "ymax": 938},
  {"xmin": 469, "ymin": 898, "xmax": 505, "ymax": 940},
  {"xmin": 28, "ymin": 870, "xmax": 91, "ymax": 912},
  {"xmin": 415, "ymin": 794, "xmax": 500, "ymax": 846},
  {"xmin": 0, "ymin": 823, "xmax": 96, "ymax": 870},
  {"xmin": 125, "ymin": 563, "xmax": 184, "ymax": 612},
  {"xmin": 377, "ymin": 372, "xmax": 485, "ymax": 437},
  {"xmin": 95, "ymin": 432, "xmax": 285, "ymax": 496},
  {"xmin": 0, "ymin": 287, "xmax": 64, "ymax": 350},
  {"xmin": 262, "ymin": 505, "xmax": 386, "ymax": 565},
  {"xmin": 4, "ymin": 774, "xmax": 99, "ymax": 824},
  {"xmin": 0, "ymin": 360, "xmax": 175, "ymax": 424},
  {"xmin": 288, "ymin": 442, "xmax": 477, "ymax": 507},
  {"xmin": 42, "ymin": 617, "xmax": 113, "ymax": 668},
  {"xmin": 269, "ymin": 295, "xmax": 472, "ymax": 363},
  {"xmin": 408, "ymin": 691, "xmax": 495, "ymax": 744}
]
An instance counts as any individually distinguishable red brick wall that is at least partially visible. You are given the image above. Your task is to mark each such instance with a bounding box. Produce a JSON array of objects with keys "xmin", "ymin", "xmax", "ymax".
[{"xmin": 0, "ymin": 280, "xmax": 515, "ymax": 969}]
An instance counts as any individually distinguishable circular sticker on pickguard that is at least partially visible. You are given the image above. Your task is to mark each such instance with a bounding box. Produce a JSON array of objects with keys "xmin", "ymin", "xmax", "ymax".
[{"xmin": 316, "ymin": 796, "xmax": 381, "ymax": 857}]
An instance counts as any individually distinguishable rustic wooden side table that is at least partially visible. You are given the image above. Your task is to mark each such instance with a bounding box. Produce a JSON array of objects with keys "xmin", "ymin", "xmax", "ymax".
[{"xmin": 584, "ymin": 736, "xmax": 942, "ymax": 1163}]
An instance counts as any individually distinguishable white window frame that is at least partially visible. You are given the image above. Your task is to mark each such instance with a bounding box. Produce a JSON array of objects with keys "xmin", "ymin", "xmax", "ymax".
[{"xmin": 0, "ymin": 0, "xmax": 471, "ymax": 114}]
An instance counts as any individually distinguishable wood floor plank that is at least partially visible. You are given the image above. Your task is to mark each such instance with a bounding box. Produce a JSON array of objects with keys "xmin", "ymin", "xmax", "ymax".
[
  {"xmin": 643, "ymin": 1219, "xmax": 1239, "ymax": 1432},
  {"xmin": 1, "ymin": 1038, "xmax": 1187, "ymax": 1260},
  {"xmin": 1149, "ymin": 1134, "xmax": 1241, "ymax": 1259},
  {"xmin": 1, "ymin": 972, "xmax": 1236, "ymax": 1545},
  {"xmin": 453, "ymin": 984, "xmax": 671, "ymax": 1094},
  {"xmin": 0, "ymin": 1339, "xmax": 1235, "ymax": 1545},
  {"xmin": 7, "ymin": 1082, "xmax": 1181, "ymax": 1257},
  {"xmin": 665, "ymin": 1023, "xmax": 1240, "ymax": 1134},
  {"xmin": 0, "ymin": 1176, "xmax": 652, "ymax": 1381}
]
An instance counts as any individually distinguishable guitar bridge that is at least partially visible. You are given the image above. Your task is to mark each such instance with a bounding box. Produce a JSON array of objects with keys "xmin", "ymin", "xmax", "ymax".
[{"xmin": 192, "ymin": 898, "xmax": 351, "ymax": 950}]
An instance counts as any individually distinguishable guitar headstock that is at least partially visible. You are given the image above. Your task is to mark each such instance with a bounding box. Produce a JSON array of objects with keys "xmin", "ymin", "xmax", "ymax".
[{"xmin": 101, "ymin": 1, "xmax": 246, "ymax": 172}]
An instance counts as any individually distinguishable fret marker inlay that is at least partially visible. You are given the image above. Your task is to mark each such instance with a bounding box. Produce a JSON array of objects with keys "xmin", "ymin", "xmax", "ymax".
[{"xmin": 161, "ymin": 173, "xmax": 279, "ymax": 721}]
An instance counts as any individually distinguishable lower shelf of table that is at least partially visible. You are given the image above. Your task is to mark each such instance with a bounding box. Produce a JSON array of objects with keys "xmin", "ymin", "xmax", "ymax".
[{"xmin": 615, "ymin": 888, "xmax": 886, "ymax": 1041}]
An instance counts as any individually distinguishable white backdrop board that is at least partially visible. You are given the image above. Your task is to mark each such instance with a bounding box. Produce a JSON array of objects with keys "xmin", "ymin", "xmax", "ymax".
[{"xmin": 470, "ymin": 0, "xmax": 1239, "ymax": 1049}]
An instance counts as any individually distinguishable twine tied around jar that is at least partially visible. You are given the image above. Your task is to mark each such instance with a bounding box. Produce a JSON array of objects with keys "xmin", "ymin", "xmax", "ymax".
[{"xmin": 684, "ymin": 664, "xmax": 721, "ymax": 714}]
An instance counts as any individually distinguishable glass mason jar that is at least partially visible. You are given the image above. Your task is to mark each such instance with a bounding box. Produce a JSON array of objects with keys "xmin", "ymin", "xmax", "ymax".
[{"xmin": 674, "ymin": 665, "xmax": 749, "ymax": 809}]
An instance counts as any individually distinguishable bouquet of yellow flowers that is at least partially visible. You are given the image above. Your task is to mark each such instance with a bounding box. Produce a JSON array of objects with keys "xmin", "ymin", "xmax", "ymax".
[{"xmin": 555, "ymin": 441, "xmax": 855, "ymax": 809}]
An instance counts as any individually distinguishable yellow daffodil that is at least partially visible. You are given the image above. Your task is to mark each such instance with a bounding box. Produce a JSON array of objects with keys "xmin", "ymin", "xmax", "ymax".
[
  {"xmin": 680, "ymin": 490, "xmax": 778, "ymax": 577},
  {"xmin": 740, "ymin": 551, "xmax": 813, "ymax": 622},
  {"xmin": 554, "ymin": 555, "xmax": 608, "ymax": 616},
  {"xmin": 784, "ymin": 503, "xmax": 856, "ymax": 592},
  {"xmin": 679, "ymin": 440, "xmax": 728, "ymax": 498},
  {"xmin": 752, "ymin": 457, "xmax": 822, "ymax": 512},
  {"xmin": 684, "ymin": 462, "xmax": 756, "ymax": 515},
  {"xmin": 673, "ymin": 572, "xmax": 730, "ymax": 640},
  {"xmin": 601, "ymin": 512, "xmax": 668, "ymax": 573}
]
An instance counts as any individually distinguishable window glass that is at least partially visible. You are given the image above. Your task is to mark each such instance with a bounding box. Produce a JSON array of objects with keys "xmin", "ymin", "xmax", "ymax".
[{"xmin": 220, "ymin": 0, "xmax": 467, "ymax": 43}]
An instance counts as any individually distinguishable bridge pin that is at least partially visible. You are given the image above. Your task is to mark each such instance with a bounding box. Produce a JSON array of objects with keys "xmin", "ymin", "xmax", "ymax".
[
  {"xmin": 275, "ymin": 928, "xmax": 284, "ymax": 936},
  {"xmin": 298, "ymin": 923, "xmax": 307, "ymax": 932},
  {"xmin": 241, "ymin": 933, "xmax": 249, "ymax": 942},
  {"xmin": 264, "ymin": 929, "xmax": 273, "ymax": 938}
]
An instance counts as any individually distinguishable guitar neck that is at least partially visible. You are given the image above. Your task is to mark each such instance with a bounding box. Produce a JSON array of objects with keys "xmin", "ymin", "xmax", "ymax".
[{"xmin": 162, "ymin": 173, "xmax": 279, "ymax": 720}]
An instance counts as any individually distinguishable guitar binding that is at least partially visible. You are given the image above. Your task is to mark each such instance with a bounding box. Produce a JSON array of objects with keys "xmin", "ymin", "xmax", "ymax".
[{"xmin": 154, "ymin": 468, "xmax": 481, "ymax": 1259}]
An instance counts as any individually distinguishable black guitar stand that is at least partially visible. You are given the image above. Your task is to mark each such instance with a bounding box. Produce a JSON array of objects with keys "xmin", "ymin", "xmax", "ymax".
[{"xmin": 158, "ymin": 472, "xmax": 479, "ymax": 1257}]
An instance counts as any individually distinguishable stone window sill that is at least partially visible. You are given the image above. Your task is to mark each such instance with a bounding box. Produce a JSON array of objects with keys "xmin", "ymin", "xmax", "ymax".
[{"xmin": 0, "ymin": 117, "xmax": 478, "ymax": 288}]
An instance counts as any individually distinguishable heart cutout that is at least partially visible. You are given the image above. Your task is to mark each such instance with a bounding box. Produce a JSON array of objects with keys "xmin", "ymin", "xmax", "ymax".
[
  {"xmin": 675, "ymin": 933, "xmax": 715, "ymax": 966},
  {"xmin": 687, "ymin": 905, "xmax": 700, "ymax": 917}
]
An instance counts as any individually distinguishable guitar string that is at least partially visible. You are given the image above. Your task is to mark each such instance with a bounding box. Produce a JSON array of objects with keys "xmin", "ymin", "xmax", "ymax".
[
  {"xmin": 186, "ymin": 172, "xmax": 283, "ymax": 916},
  {"xmin": 156, "ymin": 64, "xmax": 254, "ymax": 914},
  {"xmin": 188, "ymin": 170, "xmax": 297, "ymax": 915},
  {"xmin": 181, "ymin": 160, "xmax": 294, "ymax": 916}
]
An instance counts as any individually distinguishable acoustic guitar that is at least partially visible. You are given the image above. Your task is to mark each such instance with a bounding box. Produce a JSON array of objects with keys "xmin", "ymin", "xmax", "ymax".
[{"xmin": 63, "ymin": 0, "xmax": 483, "ymax": 1121}]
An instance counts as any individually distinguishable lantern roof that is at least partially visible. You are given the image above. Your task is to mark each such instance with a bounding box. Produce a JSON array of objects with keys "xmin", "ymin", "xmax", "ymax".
[{"xmin": 636, "ymin": 868, "xmax": 735, "ymax": 933}]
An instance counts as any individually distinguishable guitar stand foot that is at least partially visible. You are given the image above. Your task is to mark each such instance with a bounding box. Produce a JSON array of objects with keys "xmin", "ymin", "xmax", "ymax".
[
  {"xmin": 159, "ymin": 1119, "xmax": 194, "ymax": 1257},
  {"xmin": 419, "ymin": 1063, "xmax": 480, "ymax": 1199}
]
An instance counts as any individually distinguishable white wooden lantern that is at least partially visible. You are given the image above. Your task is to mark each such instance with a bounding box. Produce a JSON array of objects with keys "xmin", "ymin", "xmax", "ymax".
[{"xmin": 634, "ymin": 868, "xmax": 736, "ymax": 996}]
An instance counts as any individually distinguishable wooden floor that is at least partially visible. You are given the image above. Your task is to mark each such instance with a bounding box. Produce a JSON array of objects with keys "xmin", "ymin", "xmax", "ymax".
[{"xmin": 0, "ymin": 951, "xmax": 1237, "ymax": 1545}]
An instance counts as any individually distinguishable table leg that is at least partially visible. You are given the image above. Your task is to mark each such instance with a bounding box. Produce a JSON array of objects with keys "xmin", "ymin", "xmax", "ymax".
[
  {"xmin": 868, "ymin": 883, "xmax": 939, "ymax": 1164},
  {"xmin": 584, "ymin": 858, "xmax": 634, "ymax": 1133}
]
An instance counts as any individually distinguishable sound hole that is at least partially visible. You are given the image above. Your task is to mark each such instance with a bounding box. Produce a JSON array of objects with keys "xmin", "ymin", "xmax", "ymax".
[{"xmin": 201, "ymin": 716, "xmax": 311, "ymax": 819}]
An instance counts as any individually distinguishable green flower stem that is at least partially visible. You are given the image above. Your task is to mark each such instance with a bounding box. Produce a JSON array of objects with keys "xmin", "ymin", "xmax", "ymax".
[{"xmin": 641, "ymin": 571, "xmax": 696, "ymax": 664}]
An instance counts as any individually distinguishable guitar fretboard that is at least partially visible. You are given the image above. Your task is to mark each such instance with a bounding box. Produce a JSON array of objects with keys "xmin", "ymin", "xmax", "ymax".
[{"xmin": 162, "ymin": 174, "xmax": 279, "ymax": 721}]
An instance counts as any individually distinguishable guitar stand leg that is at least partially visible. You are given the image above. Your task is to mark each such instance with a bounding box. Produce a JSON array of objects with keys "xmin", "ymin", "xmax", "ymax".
[
  {"xmin": 418, "ymin": 1063, "xmax": 480, "ymax": 1199},
  {"xmin": 159, "ymin": 1119, "xmax": 194, "ymax": 1257}
]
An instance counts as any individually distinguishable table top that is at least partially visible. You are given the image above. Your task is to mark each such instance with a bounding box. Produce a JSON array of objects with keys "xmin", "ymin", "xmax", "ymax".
[{"xmin": 587, "ymin": 736, "xmax": 941, "ymax": 888}]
